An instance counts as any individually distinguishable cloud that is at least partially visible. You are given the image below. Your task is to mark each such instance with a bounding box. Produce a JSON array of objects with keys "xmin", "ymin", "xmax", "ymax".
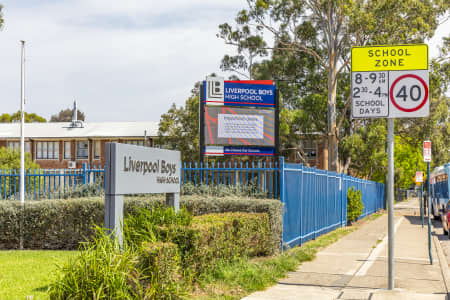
[
  {"xmin": 0, "ymin": 1, "xmax": 447, "ymax": 123},
  {"xmin": 0, "ymin": 0, "xmax": 242, "ymax": 122}
]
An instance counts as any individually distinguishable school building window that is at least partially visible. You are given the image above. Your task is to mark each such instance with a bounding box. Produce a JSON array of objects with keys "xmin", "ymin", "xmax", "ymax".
[
  {"xmin": 301, "ymin": 140, "xmax": 317, "ymax": 159},
  {"xmin": 64, "ymin": 141, "xmax": 71, "ymax": 160},
  {"xmin": 7, "ymin": 141, "xmax": 31, "ymax": 153},
  {"xmin": 76, "ymin": 141, "xmax": 89, "ymax": 159},
  {"xmin": 36, "ymin": 141, "xmax": 59, "ymax": 159},
  {"xmin": 93, "ymin": 141, "xmax": 101, "ymax": 160},
  {"xmin": 123, "ymin": 140, "xmax": 144, "ymax": 146}
]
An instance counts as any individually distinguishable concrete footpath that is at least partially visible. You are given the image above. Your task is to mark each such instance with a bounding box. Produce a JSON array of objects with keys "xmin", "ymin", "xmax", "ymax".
[{"xmin": 243, "ymin": 198, "xmax": 450, "ymax": 300}]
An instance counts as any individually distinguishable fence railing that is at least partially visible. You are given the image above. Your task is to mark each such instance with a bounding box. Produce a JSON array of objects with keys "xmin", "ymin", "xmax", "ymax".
[
  {"xmin": 281, "ymin": 160, "xmax": 385, "ymax": 248},
  {"xmin": 0, "ymin": 161, "xmax": 281, "ymax": 200},
  {"xmin": 0, "ymin": 165, "xmax": 104, "ymax": 200},
  {"xmin": 181, "ymin": 161, "xmax": 280, "ymax": 199}
]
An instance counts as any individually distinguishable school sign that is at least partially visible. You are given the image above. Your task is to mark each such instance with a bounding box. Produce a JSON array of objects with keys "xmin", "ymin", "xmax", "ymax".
[{"xmin": 351, "ymin": 44, "xmax": 429, "ymax": 118}]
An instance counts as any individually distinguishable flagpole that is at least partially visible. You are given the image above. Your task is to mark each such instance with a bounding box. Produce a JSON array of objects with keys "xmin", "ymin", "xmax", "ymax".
[{"xmin": 20, "ymin": 40, "xmax": 25, "ymax": 250}]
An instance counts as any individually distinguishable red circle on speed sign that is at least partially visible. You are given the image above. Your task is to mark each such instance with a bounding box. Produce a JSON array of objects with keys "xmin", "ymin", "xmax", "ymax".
[{"xmin": 390, "ymin": 74, "xmax": 428, "ymax": 112}]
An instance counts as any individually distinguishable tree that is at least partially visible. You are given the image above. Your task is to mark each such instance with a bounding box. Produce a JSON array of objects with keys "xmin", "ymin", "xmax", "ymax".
[
  {"xmin": 0, "ymin": 147, "xmax": 39, "ymax": 170},
  {"xmin": 0, "ymin": 3, "xmax": 3, "ymax": 30},
  {"xmin": 395, "ymin": 34, "xmax": 450, "ymax": 168},
  {"xmin": 219, "ymin": 0, "xmax": 448, "ymax": 171},
  {"xmin": 0, "ymin": 112, "xmax": 46, "ymax": 123},
  {"xmin": 0, "ymin": 147, "xmax": 40, "ymax": 198},
  {"xmin": 218, "ymin": 23, "xmax": 268, "ymax": 79},
  {"xmin": 158, "ymin": 85, "xmax": 200, "ymax": 161},
  {"xmin": 50, "ymin": 108, "xmax": 85, "ymax": 122}
]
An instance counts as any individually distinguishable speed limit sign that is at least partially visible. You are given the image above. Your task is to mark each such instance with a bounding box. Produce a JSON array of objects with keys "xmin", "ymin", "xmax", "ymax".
[
  {"xmin": 389, "ymin": 70, "xmax": 429, "ymax": 117},
  {"xmin": 351, "ymin": 44, "xmax": 429, "ymax": 118}
]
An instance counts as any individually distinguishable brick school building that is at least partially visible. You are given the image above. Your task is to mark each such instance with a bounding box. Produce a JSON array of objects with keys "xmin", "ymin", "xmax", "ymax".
[{"xmin": 0, "ymin": 121, "xmax": 158, "ymax": 169}]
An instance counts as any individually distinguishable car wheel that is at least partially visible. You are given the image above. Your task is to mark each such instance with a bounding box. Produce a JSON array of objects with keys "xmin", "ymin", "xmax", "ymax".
[{"xmin": 433, "ymin": 206, "xmax": 441, "ymax": 220}]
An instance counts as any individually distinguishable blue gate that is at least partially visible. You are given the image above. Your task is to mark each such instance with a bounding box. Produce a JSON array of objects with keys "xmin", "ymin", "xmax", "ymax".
[{"xmin": 280, "ymin": 158, "xmax": 385, "ymax": 248}]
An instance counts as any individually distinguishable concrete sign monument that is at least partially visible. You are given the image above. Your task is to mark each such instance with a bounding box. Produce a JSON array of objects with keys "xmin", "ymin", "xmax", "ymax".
[{"xmin": 104, "ymin": 143, "xmax": 181, "ymax": 245}]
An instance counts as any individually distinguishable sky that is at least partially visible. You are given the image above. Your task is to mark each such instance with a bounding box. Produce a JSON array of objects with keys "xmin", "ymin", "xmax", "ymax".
[{"xmin": 0, "ymin": 1, "xmax": 448, "ymax": 123}]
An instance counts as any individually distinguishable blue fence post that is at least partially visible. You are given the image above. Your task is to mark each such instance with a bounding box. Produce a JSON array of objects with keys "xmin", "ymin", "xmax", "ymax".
[
  {"xmin": 82, "ymin": 163, "xmax": 87, "ymax": 185},
  {"xmin": 341, "ymin": 173, "xmax": 345, "ymax": 227},
  {"xmin": 280, "ymin": 156, "xmax": 285, "ymax": 249}
]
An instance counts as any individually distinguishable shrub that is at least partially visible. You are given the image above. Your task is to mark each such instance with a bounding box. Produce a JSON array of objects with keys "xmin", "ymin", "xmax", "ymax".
[
  {"xmin": 138, "ymin": 242, "xmax": 183, "ymax": 299},
  {"xmin": 48, "ymin": 228, "xmax": 144, "ymax": 300},
  {"xmin": 0, "ymin": 199, "xmax": 103, "ymax": 249},
  {"xmin": 347, "ymin": 187, "xmax": 363, "ymax": 223},
  {"xmin": 0, "ymin": 196, "xmax": 282, "ymax": 253},
  {"xmin": 181, "ymin": 183, "xmax": 267, "ymax": 198},
  {"xmin": 60, "ymin": 182, "xmax": 104, "ymax": 199},
  {"xmin": 49, "ymin": 209, "xmax": 269, "ymax": 299},
  {"xmin": 0, "ymin": 148, "xmax": 40, "ymax": 199},
  {"xmin": 124, "ymin": 206, "xmax": 192, "ymax": 248},
  {"xmin": 155, "ymin": 213, "xmax": 272, "ymax": 277}
]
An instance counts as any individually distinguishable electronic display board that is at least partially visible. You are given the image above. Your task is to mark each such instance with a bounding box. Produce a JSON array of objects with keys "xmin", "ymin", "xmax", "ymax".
[{"xmin": 204, "ymin": 106, "xmax": 275, "ymax": 147}]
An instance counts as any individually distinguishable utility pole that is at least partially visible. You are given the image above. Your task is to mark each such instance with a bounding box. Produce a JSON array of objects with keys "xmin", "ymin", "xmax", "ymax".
[{"xmin": 19, "ymin": 40, "xmax": 25, "ymax": 250}]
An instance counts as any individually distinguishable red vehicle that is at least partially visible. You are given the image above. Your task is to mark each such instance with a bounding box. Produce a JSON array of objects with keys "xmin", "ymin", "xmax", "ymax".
[{"xmin": 443, "ymin": 202, "xmax": 450, "ymax": 237}]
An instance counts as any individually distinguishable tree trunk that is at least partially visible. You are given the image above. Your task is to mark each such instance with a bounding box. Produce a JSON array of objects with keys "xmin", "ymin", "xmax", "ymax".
[
  {"xmin": 327, "ymin": 49, "xmax": 338, "ymax": 172},
  {"xmin": 327, "ymin": 4, "xmax": 339, "ymax": 172}
]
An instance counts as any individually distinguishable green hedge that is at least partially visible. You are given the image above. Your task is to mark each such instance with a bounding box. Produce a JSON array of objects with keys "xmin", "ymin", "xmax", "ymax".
[
  {"xmin": 0, "ymin": 196, "xmax": 282, "ymax": 252},
  {"xmin": 138, "ymin": 241, "xmax": 182, "ymax": 298},
  {"xmin": 156, "ymin": 213, "xmax": 272, "ymax": 277},
  {"xmin": 49, "ymin": 209, "xmax": 271, "ymax": 299}
]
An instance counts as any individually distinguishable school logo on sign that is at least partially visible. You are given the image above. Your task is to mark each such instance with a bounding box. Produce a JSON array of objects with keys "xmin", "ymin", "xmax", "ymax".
[{"xmin": 206, "ymin": 76, "xmax": 224, "ymax": 105}]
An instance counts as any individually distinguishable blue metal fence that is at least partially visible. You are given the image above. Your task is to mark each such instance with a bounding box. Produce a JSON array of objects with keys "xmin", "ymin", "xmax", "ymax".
[
  {"xmin": 0, "ymin": 161, "xmax": 280, "ymax": 200},
  {"xmin": 281, "ymin": 158, "xmax": 385, "ymax": 248},
  {"xmin": 0, "ymin": 158, "xmax": 385, "ymax": 249},
  {"xmin": 181, "ymin": 161, "xmax": 280, "ymax": 199},
  {"xmin": 0, "ymin": 164, "xmax": 104, "ymax": 200}
]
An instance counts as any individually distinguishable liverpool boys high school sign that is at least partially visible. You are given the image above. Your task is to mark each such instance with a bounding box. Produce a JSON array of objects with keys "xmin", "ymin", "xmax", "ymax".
[
  {"xmin": 205, "ymin": 77, "xmax": 276, "ymax": 107},
  {"xmin": 104, "ymin": 143, "xmax": 181, "ymax": 246}
]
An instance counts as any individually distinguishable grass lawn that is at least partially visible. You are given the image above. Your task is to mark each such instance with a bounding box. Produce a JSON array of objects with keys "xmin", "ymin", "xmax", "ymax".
[{"xmin": 0, "ymin": 250, "xmax": 76, "ymax": 300}]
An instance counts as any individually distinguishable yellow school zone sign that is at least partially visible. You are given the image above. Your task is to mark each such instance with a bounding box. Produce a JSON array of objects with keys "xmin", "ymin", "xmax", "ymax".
[{"xmin": 352, "ymin": 44, "xmax": 428, "ymax": 72}]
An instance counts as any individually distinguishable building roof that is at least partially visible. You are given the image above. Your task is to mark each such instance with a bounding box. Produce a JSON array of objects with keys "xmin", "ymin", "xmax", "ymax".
[{"xmin": 0, "ymin": 121, "xmax": 159, "ymax": 139}]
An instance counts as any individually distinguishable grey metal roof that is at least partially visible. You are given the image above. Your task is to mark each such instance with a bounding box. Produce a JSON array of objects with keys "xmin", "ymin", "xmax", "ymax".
[{"xmin": 0, "ymin": 121, "xmax": 159, "ymax": 139}]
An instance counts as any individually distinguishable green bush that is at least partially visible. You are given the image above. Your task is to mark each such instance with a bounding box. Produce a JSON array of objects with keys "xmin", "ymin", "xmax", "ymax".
[
  {"xmin": 181, "ymin": 183, "xmax": 267, "ymax": 198},
  {"xmin": 0, "ymin": 148, "xmax": 40, "ymax": 200},
  {"xmin": 155, "ymin": 213, "xmax": 272, "ymax": 277},
  {"xmin": 0, "ymin": 196, "xmax": 282, "ymax": 253},
  {"xmin": 48, "ymin": 228, "xmax": 143, "ymax": 300},
  {"xmin": 138, "ymin": 242, "xmax": 182, "ymax": 299},
  {"xmin": 0, "ymin": 199, "xmax": 103, "ymax": 249},
  {"xmin": 49, "ymin": 209, "xmax": 269, "ymax": 299},
  {"xmin": 347, "ymin": 187, "xmax": 363, "ymax": 223},
  {"xmin": 60, "ymin": 182, "xmax": 104, "ymax": 199},
  {"xmin": 124, "ymin": 206, "xmax": 192, "ymax": 248}
]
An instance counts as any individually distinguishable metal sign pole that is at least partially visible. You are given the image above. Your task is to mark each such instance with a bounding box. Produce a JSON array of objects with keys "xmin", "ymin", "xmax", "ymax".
[
  {"xmin": 387, "ymin": 118, "xmax": 395, "ymax": 290},
  {"xmin": 199, "ymin": 83, "xmax": 205, "ymax": 163},
  {"xmin": 427, "ymin": 161, "xmax": 433, "ymax": 264},
  {"xmin": 420, "ymin": 183, "xmax": 424, "ymax": 227}
]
